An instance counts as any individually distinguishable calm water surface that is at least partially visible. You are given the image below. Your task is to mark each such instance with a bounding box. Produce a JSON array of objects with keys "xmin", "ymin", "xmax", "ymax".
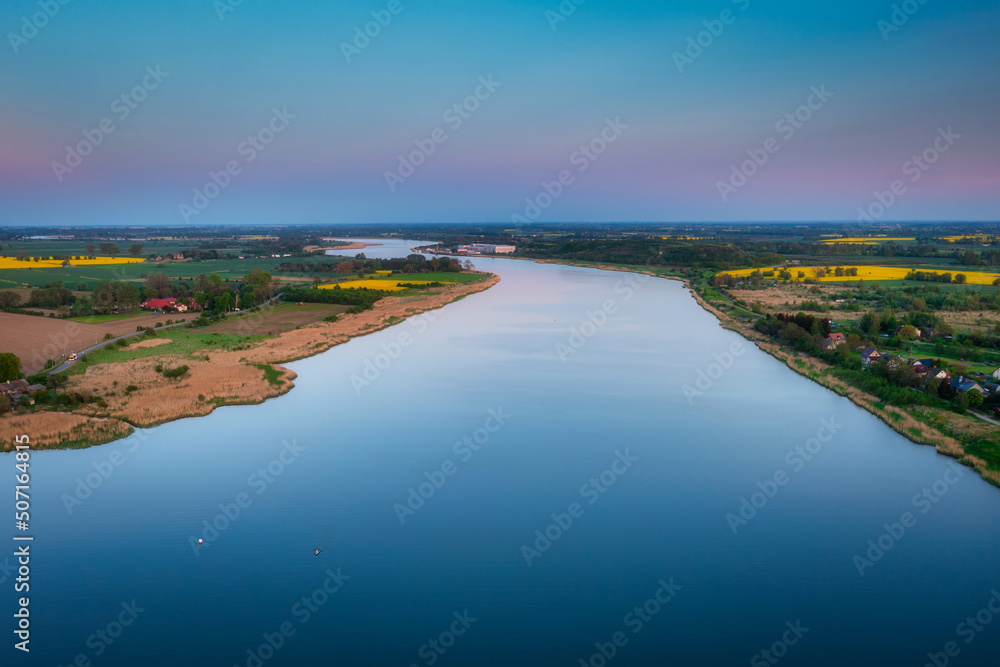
[{"xmin": 7, "ymin": 241, "xmax": 1000, "ymax": 666}]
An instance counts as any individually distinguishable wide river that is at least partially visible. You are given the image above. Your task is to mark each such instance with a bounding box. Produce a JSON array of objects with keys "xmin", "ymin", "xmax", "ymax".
[{"xmin": 9, "ymin": 240, "xmax": 1000, "ymax": 666}]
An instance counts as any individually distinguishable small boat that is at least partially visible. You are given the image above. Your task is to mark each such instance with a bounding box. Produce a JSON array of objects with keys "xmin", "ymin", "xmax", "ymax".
[{"xmin": 314, "ymin": 548, "xmax": 322, "ymax": 556}]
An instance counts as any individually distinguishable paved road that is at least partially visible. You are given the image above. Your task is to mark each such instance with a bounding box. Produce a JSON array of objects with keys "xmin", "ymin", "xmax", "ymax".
[
  {"xmin": 971, "ymin": 410, "xmax": 1000, "ymax": 427},
  {"xmin": 47, "ymin": 320, "xmax": 191, "ymax": 374}
]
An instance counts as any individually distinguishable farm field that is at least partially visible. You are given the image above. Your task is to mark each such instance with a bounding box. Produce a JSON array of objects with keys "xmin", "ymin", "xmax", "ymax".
[
  {"xmin": 315, "ymin": 272, "xmax": 484, "ymax": 291},
  {"xmin": 198, "ymin": 303, "xmax": 350, "ymax": 335},
  {"xmin": 0, "ymin": 257, "xmax": 292, "ymax": 289},
  {"xmin": 0, "ymin": 256, "xmax": 145, "ymax": 269},
  {"xmin": 724, "ymin": 265, "xmax": 1000, "ymax": 284},
  {"xmin": 0, "ymin": 311, "xmax": 177, "ymax": 374}
]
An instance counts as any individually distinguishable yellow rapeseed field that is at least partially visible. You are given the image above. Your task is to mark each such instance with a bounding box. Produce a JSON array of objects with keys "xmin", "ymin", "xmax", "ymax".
[
  {"xmin": 0, "ymin": 256, "xmax": 146, "ymax": 269},
  {"xmin": 317, "ymin": 279, "xmax": 454, "ymax": 291},
  {"xmin": 722, "ymin": 265, "xmax": 1000, "ymax": 285},
  {"xmin": 817, "ymin": 237, "xmax": 915, "ymax": 244}
]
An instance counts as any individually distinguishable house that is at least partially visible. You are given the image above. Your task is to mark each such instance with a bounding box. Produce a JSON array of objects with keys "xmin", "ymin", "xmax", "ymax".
[
  {"xmin": 992, "ymin": 367, "xmax": 1000, "ymax": 381},
  {"xmin": 860, "ymin": 347, "xmax": 881, "ymax": 366},
  {"xmin": 951, "ymin": 377, "xmax": 988, "ymax": 396},
  {"xmin": 927, "ymin": 367, "xmax": 950, "ymax": 381},
  {"xmin": 894, "ymin": 324, "xmax": 922, "ymax": 338},
  {"xmin": 143, "ymin": 297, "xmax": 179, "ymax": 312},
  {"xmin": 913, "ymin": 363, "xmax": 929, "ymax": 376},
  {"xmin": 951, "ymin": 377, "xmax": 986, "ymax": 395},
  {"xmin": 822, "ymin": 333, "xmax": 846, "ymax": 350},
  {"xmin": 0, "ymin": 379, "xmax": 29, "ymax": 396},
  {"xmin": 25, "ymin": 384, "xmax": 45, "ymax": 395}
]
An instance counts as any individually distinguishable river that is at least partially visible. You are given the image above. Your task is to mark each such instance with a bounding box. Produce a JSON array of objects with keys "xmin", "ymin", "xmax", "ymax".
[{"xmin": 9, "ymin": 240, "xmax": 1000, "ymax": 666}]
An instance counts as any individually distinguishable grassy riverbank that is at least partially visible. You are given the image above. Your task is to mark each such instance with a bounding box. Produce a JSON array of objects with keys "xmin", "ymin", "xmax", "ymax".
[
  {"xmin": 0, "ymin": 273, "xmax": 499, "ymax": 451},
  {"xmin": 531, "ymin": 258, "xmax": 1000, "ymax": 489}
]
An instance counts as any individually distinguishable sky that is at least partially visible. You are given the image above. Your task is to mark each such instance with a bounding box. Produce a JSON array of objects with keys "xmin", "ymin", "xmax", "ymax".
[{"xmin": 1, "ymin": 0, "xmax": 998, "ymax": 226}]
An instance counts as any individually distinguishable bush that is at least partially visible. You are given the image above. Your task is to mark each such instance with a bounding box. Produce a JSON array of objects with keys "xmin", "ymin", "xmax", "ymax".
[
  {"xmin": 154, "ymin": 364, "xmax": 163, "ymax": 373},
  {"xmin": 162, "ymin": 365, "xmax": 189, "ymax": 378},
  {"xmin": 323, "ymin": 314, "xmax": 339, "ymax": 322},
  {"xmin": 0, "ymin": 394, "xmax": 10, "ymax": 414},
  {"xmin": 104, "ymin": 333, "xmax": 113, "ymax": 341},
  {"xmin": 125, "ymin": 385, "xmax": 138, "ymax": 392}
]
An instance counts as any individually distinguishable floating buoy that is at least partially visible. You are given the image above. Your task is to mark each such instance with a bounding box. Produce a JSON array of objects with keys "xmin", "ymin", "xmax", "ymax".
[{"xmin": 198, "ymin": 539, "xmax": 203, "ymax": 545}]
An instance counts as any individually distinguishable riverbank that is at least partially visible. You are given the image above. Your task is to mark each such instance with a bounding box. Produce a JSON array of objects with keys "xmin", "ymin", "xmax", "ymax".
[
  {"xmin": 529, "ymin": 258, "xmax": 1000, "ymax": 489},
  {"xmin": 0, "ymin": 273, "xmax": 499, "ymax": 451}
]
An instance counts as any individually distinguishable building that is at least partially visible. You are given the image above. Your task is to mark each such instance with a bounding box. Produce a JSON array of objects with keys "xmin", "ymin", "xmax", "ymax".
[
  {"xmin": 951, "ymin": 377, "xmax": 988, "ymax": 396},
  {"xmin": 860, "ymin": 347, "xmax": 882, "ymax": 367},
  {"xmin": 822, "ymin": 333, "xmax": 846, "ymax": 350},
  {"xmin": 455, "ymin": 244, "xmax": 516, "ymax": 255},
  {"xmin": 0, "ymin": 379, "xmax": 29, "ymax": 396}
]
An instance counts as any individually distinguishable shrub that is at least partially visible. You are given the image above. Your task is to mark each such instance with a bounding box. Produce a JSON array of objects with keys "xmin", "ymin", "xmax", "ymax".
[
  {"xmin": 125, "ymin": 385, "xmax": 138, "ymax": 393},
  {"xmin": 104, "ymin": 333, "xmax": 113, "ymax": 341},
  {"xmin": 162, "ymin": 365, "xmax": 189, "ymax": 378}
]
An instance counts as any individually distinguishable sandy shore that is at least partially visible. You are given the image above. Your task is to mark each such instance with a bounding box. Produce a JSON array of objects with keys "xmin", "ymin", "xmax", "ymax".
[{"xmin": 0, "ymin": 273, "xmax": 498, "ymax": 451}]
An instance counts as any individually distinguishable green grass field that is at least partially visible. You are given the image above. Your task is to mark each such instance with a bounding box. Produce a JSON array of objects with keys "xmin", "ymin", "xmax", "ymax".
[
  {"xmin": 66, "ymin": 330, "xmax": 267, "ymax": 376},
  {"xmin": 0, "ymin": 257, "xmax": 292, "ymax": 289}
]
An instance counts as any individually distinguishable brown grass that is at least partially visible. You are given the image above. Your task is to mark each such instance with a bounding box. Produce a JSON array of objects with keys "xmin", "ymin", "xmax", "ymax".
[
  {"xmin": 126, "ymin": 338, "xmax": 173, "ymax": 349},
  {"xmin": 3, "ymin": 274, "xmax": 499, "ymax": 448},
  {"xmin": 0, "ymin": 411, "xmax": 132, "ymax": 450}
]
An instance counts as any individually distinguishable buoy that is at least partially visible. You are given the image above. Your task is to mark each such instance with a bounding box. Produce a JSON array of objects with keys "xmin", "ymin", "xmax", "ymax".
[{"xmin": 198, "ymin": 539, "xmax": 203, "ymax": 545}]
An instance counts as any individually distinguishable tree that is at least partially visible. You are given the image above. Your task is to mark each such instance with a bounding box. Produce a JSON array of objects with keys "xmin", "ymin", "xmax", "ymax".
[
  {"xmin": 0, "ymin": 352, "xmax": 22, "ymax": 381},
  {"xmin": 0, "ymin": 291, "xmax": 22, "ymax": 308},
  {"xmin": 967, "ymin": 389, "xmax": 984, "ymax": 409},
  {"xmin": 76, "ymin": 283, "xmax": 87, "ymax": 292},
  {"xmin": 129, "ymin": 244, "xmax": 143, "ymax": 256},
  {"xmin": 86, "ymin": 245, "xmax": 96, "ymax": 258},
  {"xmin": 0, "ymin": 394, "xmax": 10, "ymax": 414},
  {"xmin": 16, "ymin": 250, "xmax": 28, "ymax": 261},
  {"xmin": 145, "ymin": 272, "xmax": 173, "ymax": 297}
]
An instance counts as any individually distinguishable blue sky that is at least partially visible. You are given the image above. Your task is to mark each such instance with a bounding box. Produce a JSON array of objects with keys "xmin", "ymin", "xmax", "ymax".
[{"xmin": 1, "ymin": 0, "xmax": 998, "ymax": 225}]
